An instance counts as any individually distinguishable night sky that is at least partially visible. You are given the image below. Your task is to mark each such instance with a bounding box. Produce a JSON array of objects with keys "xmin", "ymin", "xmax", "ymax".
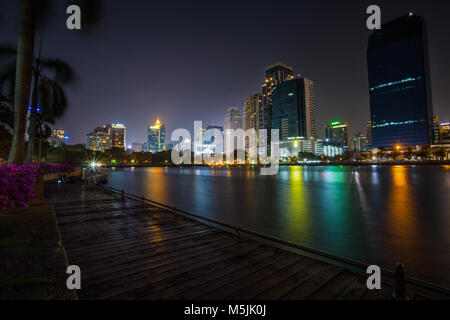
[{"xmin": 1, "ymin": 0, "xmax": 449, "ymax": 145}]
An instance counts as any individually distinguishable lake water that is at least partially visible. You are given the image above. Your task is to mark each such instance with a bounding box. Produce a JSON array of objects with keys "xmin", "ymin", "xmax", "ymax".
[{"xmin": 106, "ymin": 165, "xmax": 450, "ymax": 288}]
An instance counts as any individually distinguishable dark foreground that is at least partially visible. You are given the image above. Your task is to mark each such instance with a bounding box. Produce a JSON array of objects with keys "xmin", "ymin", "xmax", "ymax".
[
  {"xmin": 0, "ymin": 206, "xmax": 73, "ymax": 300},
  {"xmin": 45, "ymin": 183, "xmax": 449, "ymax": 300}
]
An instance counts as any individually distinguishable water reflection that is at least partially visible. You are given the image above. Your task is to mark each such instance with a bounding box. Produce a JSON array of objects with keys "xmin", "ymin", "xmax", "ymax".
[
  {"xmin": 283, "ymin": 167, "xmax": 312, "ymax": 242},
  {"xmin": 386, "ymin": 166, "xmax": 421, "ymax": 259}
]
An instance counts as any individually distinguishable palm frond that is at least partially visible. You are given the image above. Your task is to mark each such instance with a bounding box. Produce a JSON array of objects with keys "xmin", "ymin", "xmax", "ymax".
[
  {"xmin": 38, "ymin": 77, "xmax": 68, "ymax": 123},
  {"xmin": 40, "ymin": 58, "xmax": 75, "ymax": 83}
]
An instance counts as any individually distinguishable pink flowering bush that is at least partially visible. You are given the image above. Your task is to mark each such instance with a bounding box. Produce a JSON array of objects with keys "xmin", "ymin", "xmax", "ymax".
[
  {"xmin": 0, "ymin": 163, "xmax": 75, "ymax": 210},
  {"xmin": 0, "ymin": 164, "xmax": 39, "ymax": 210}
]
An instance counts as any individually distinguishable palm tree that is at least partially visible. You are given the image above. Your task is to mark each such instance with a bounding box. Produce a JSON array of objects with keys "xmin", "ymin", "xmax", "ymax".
[
  {"xmin": 7, "ymin": 0, "xmax": 36, "ymax": 165},
  {"xmin": 0, "ymin": 44, "xmax": 75, "ymax": 163},
  {"xmin": 6, "ymin": 0, "xmax": 101, "ymax": 165},
  {"xmin": 26, "ymin": 57, "xmax": 74, "ymax": 162}
]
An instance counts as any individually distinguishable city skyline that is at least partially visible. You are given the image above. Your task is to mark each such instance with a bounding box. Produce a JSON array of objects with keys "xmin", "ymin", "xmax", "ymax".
[{"xmin": 1, "ymin": 1, "xmax": 450, "ymax": 145}]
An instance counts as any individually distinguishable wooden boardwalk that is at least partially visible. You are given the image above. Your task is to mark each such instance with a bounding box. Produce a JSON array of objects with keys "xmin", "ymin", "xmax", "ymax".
[{"xmin": 45, "ymin": 183, "xmax": 449, "ymax": 300}]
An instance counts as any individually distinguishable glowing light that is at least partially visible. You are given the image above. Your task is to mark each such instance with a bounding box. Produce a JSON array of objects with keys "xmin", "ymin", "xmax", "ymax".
[{"xmin": 151, "ymin": 118, "xmax": 162, "ymax": 129}]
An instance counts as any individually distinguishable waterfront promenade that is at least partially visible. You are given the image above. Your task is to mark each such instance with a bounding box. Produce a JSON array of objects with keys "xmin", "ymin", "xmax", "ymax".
[{"xmin": 45, "ymin": 183, "xmax": 449, "ymax": 300}]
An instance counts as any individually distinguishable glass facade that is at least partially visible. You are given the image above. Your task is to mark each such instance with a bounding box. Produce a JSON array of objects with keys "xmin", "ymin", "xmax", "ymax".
[
  {"xmin": 271, "ymin": 78, "xmax": 315, "ymax": 141},
  {"xmin": 148, "ymin": 119, "xmax": 166, "ymax": 153},
  {"xmin": 325, "ymin": 121, "xmax": 351, "ymax": 150},
  {"xmin": 367, "ymin": 14, "xmax": 433, "ymax": 149}
]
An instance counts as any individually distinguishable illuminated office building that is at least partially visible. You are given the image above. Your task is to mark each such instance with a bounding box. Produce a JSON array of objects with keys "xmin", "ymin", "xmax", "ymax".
[
  {"xmin": 86, "ymin": 126, "xmax": 112, "ymax": 152},
  {"xmin": 272, "ymin": 78, "xmax": 316, "ymax": 141},
  {"xmin": 244, "ymin": 94, "xmax": 261, "ymax": 150},
  {"xmin": 48, "ymin": 128, "xmax": 68, "ymax": 147},
  {"xmin": 367, "ymin": 14, "xmax": 433, "ymax": 148},
  {"xmin": 110, "ymin": 124, "xmax": 126, "ymax": 150},
  {"xmin": 353, "ymin": 133, "xmax": 368, "ymax": 152},
  {"xmin": 148, "ymin": 118, "xmax": 166, "ymax": 153},
  {"xmin": 325, "ymin": 121, "xmax": 352, "ymax": 150}
]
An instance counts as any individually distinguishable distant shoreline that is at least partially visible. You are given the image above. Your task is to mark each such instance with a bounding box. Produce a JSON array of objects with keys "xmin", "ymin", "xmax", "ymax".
[{"xmin": 104, "ymin": 161, "xmax": 450, "ymax": 169}]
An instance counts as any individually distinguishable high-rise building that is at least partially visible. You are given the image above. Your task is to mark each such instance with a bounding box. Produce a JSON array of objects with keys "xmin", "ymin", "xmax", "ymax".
[
  {"xmin": 271, "ymin": 78, "xmax": 316, "ymax": 141},
  {"xmin": 148, "ymin": 118, "xmax": 166, "ymax": 153},
  {"xmin": 432, "ymin": 116, "xmax": 441, "ymax": 144},
  {"xmin": 110, "ymin": 124, "xmax": 126, "ymax": 150},
  {"xmin": 48, "ymin": 128, "xmax": 68, "ymax": 147},
  {"xmin": 366, "ymin": 121, "xmax": 373, "ymax": 148},
  {"xmin": 86, "ymin": 126, "xmax": 112, "ymax": 152},
  {"xmin": 325, "ymin": 121, "xmax": 352, "ymax": 150},
  {"xmin": 353, "ymin": 133, "xmax": 368, "ymax": 152},
  {"xmin": 261, "ymin": 62, "xmax": 295, "ymax": 108},
  {"xmin": 367, "ymin": 14, "xmax": 433, "ymax": 149},
  {"xmin": 224, "ymin": 107, "xmax": 243, "ymax": 130},
  {"xmin": 440, "ymin": 122, "xmax": 450, "ymax": 143},
  {"xmin": 244, "ymin": 94, "xmax": 261, "ymax": 149}
]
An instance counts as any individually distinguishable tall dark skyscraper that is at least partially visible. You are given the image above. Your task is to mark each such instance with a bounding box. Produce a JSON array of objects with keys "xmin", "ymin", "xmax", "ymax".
[
  {"xmin": 367, "ymin": 13, "xmax": 433, "ymax": 149},
  {"xmin": 271, "ymin": 78, "xmax": 316, "ymax": 141}
]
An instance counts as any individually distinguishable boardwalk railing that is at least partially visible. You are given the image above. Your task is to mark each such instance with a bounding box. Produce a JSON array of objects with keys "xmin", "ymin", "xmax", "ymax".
[
  {"xmin": 97, "ymin": 183, "xmax": 450, "ymax": 298},
  {"xmin": 83, "ymin": 172, "xmax": 109, "ymax": 184}
]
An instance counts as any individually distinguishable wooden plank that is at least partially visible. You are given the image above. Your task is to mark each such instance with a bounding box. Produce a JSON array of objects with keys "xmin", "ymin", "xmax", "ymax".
[
  {"xmin": 70, "ymin": 231, "xmax": 231, "ymax": 269},
  {"xmin": 112, "ymin": 242, "xmax": 267, "ymax": 300},
  {"xmin": 178, "ymin": 248, "xmax": 291, "ymax": 300},
  {"xmin": 81, "ymin": 238, "xmax": 243, "ymax": 299},
  {"xmin": 307, "ymin": 270, "xmax": 359, "ymax": 300},
  {"xmin": 77, "ymin": 233, "xmax": 235, "ymax": 275},
  {"xmin": 282, "ymin": 264, "xmax": 344, "ymax": 300},
  {"xmin": 66, "ymin": 228, "xmax": 213, "ymax": 258},
  {"xmin": 253, "ymin": 261, "xmax": 331, "ymax": 300},
  {"xmin": 197, "ymin": 254, "xmax": 303, "ymax": 300},
  {"xmin": 225, "ymin": 256, "xmax": 314, "ymax": 300},
  {"xmin": 144, "ymin": 245, "xmax": 282, "ymax": 300},
  {"xmin": 336, "ymin": 277, "xmax": 369, "ymax": 300},
  {"xmin": 60, "ymin": 221, "xmax": 201, "ymax": 247}
]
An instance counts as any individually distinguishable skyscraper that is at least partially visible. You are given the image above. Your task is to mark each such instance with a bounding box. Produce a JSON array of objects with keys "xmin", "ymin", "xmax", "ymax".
[
  {"xmin": 367, "ymin": 14, "xmax": 433, "ymax": 149},
  {"xmin": 224, "ymin": 107, "xmax": 243, "ymax": 130},
  {"xmin": 325, "ymin": 121, "xmax": 352, "ymax": 150},
  {"xmin": 110, "ymin": 124, "xmax": 127, "ymax": 150},
  {"xmin": 86, "ymin": 124, "xmax": 126, "ymax": 151},
  {"xmin": 261, "ymin": 62, "xmax": 295, "ymax": 109},
  {"xmin": 271, "ymin": 78, "xmax": 316, "ymax": 141},
  {"xmin": 244, "ymin": 94, "xmax": 261, "ymax": 149},
  {"xmin": 366, "ymin": 121, "xmax": 373, "ymax": 148},
  {"xmin": 86, "ymin": 126, "xmax": 112, "ymax": 152},
  {"xmin": 353, "ymin": 133, "xmax": 368, "ymax": 152},
  {"xmin": 148, "ymin": 118, "xmax": 166, "ymax": 153},
  {"xmin": 48, "ymin": 129, "xmax": 67, "ymax": 148},
  {"xmin": 432, "ymin": 116, "xmax": 441, "ymax": 144}
]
